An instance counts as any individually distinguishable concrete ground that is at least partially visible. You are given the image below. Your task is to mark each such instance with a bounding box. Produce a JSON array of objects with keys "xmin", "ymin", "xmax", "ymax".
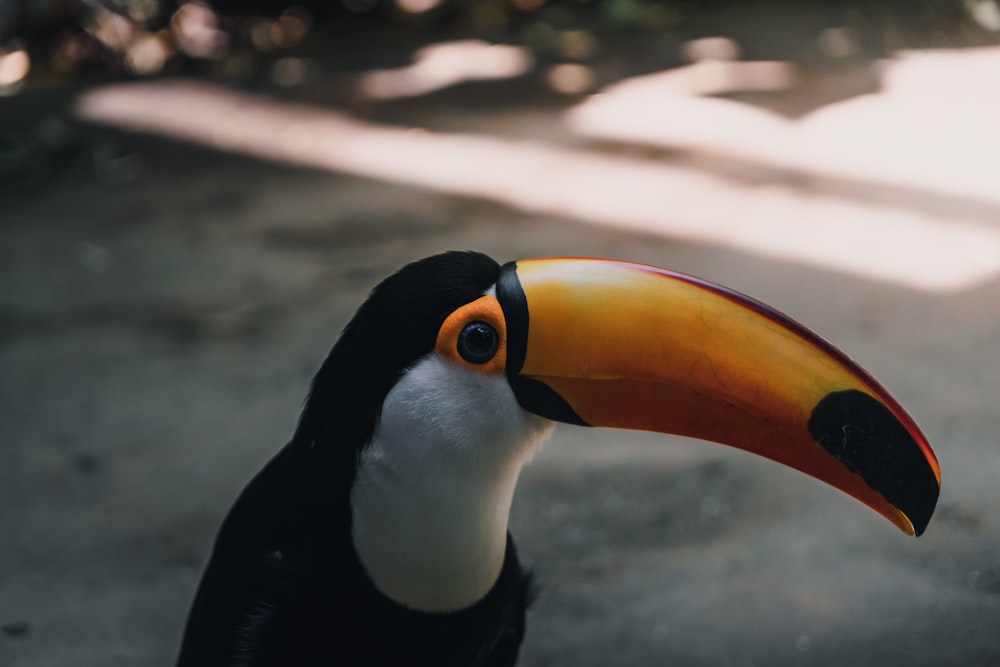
[{"xmin": 2, "ymin": 11, "xmax": 1000, "ymax": 666}]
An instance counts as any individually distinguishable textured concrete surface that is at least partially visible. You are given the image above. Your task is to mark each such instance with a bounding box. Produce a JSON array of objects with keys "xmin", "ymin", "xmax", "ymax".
[{"xmin": 2, "ymin": 20, "xmax": 1000, "ymax": 667}]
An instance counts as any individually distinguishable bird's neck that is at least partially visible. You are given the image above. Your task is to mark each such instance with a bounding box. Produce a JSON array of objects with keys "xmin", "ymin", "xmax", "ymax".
[
  {"xmin": 348, "ymin": 356, "xmax": 553, "ymax": 613},
  {"xmin": 350, "ymin": 444, "xmax": 524, "ymax": 613}
]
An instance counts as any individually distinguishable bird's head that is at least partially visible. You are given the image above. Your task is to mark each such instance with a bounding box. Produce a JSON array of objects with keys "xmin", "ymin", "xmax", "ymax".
[{"xmin": 299, "ymin": 251, "xmax": 940, "ymax": 610}]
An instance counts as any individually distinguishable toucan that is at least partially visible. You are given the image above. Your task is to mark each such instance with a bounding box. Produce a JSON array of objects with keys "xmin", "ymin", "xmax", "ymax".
[{"xmin": 176, "ymin": 251, "xmax": 940, "ymax": 666}]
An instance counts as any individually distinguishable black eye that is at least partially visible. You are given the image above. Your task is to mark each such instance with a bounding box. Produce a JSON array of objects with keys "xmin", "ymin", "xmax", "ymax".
[{"xmin": 457, "ymin": 322, "xmax": 499, "ymax": 364}]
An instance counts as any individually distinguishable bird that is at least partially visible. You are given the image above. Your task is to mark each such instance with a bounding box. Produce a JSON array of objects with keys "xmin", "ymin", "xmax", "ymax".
[{"xmin": 176, "ymin": 251, "xmax": 940, "ymax": 667}]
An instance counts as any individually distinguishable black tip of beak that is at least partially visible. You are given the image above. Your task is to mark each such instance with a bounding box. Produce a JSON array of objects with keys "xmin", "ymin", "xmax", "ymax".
[{"xmin": 808, "ymin": 390, "xmax": 940, "ymax": 536}]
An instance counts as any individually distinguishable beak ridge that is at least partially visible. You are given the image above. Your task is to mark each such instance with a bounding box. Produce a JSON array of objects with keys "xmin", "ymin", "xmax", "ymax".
[{"xmin": 497, "ymin": 258, "xmax": 940, "ymax": 536}]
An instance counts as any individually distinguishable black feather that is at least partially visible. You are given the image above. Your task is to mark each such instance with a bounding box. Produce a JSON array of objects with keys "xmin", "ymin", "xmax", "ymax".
[{"xmin": 177, "ymin": 252, "xmax": 534, "ymax": 666}]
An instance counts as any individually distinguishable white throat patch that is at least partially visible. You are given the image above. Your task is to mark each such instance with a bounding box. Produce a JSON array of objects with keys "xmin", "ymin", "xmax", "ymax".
[{"xmin": 350, "ymin": 353, "xmax": 554, "ymax": 612}]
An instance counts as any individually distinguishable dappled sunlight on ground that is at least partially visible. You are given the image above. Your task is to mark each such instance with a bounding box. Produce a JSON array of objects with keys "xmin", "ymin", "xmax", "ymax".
[
  {"xmin": 0, "ymin": 47, "xmax": 30, "ymax": 93},
  {"xmin": 570, "ymin": 46, "xmax": 1000, "ymax": 207},
  {"xmin": 358, "ymin": 40, "xmax": 534, "ymax": 100},
  {"xmin": 75, "ymin": 39, "xmax": 1000, "ymax": 292}
]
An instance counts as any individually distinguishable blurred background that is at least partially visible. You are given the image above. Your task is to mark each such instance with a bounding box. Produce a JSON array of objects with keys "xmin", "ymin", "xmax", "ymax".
[{"xmin": 2, "ymin": 1, "xmax": 1000, "ymax": 665}]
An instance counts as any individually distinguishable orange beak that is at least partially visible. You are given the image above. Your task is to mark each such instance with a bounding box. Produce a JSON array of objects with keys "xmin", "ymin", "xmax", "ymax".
[{"xmin": 497, "ymin": 258, "xmax": 940, "ymax": 536}]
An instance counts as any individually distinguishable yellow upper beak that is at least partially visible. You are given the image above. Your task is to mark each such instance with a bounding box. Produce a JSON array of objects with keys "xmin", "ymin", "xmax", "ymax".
[{"xmin": 496, "ymin": 258, "xmax": 940, "ymax": 536}]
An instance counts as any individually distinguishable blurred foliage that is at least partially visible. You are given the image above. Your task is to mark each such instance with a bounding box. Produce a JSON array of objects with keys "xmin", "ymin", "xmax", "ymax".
[{"xmin": 0, "ymin": 0, "xmax": 996, "ymax": 88}]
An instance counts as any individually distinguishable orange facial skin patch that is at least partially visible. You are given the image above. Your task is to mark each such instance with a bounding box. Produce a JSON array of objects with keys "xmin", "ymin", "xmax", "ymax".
[{"xmin": 435, "ymin": 296, "xmax": 508, "ymax": 375}]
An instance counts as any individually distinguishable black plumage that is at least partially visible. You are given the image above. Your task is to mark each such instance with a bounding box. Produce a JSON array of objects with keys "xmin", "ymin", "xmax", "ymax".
[{"xmin": 177, "ymin": 252, "xmax": 533, "ymax": 666}]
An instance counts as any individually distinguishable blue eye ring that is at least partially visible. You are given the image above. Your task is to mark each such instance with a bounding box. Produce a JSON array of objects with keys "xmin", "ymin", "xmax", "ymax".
[{"xmin": 457, "ymin": 321, "xmax": 499, "ymax": 364}]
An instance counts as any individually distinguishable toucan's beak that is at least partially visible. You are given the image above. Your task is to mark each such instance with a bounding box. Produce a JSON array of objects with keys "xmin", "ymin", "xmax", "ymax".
[{"xmin": 496, "ymin": 258, "xmax": 941, "ymax": 536}]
